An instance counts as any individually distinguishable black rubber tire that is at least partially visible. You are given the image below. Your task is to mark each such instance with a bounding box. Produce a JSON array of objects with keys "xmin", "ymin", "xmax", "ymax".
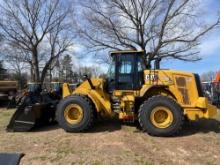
[
  {"xmin": 138, "ymin": 95, "xmax": 184, "ymax": 137},
  {"xmin": 56, "ymin": 95, "xmax": 94, "ymax": 132}
]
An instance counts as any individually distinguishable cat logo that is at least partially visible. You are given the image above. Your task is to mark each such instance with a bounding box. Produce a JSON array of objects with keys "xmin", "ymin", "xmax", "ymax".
[{"xmin": 145, "ymin": 74, "xmax": 158, "ymax": 81}]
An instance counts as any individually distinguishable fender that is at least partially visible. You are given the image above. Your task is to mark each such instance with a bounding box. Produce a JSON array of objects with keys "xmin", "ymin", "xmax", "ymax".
[
  {"xmin": 87, "ymin": 90, "xmax": 112, "ymax": 115},
  {"xmin": 62, "ymin": 83, "xmax": 112, "ymax": 115},
  {"xmin": 140, "ymin": 85, "xmax": 177, "ymax": 100}
]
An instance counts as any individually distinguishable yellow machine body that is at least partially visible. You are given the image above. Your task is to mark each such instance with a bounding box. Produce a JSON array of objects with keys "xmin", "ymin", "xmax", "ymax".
[{"xmin": 62, "ymin": 69, "xmax": 217, "ymax": 121}]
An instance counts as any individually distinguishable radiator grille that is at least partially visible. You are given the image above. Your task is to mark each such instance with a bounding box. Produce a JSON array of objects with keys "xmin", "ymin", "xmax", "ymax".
[{"xmin": 175, "ymin": 76, "xmax": 190, "ymax": 105}]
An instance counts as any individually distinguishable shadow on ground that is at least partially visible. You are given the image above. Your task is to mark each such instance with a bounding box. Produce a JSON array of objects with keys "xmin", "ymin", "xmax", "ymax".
[
  {"xmin": 30, "ymin": 119, "xmax": 122, "ymax": 133},
  {"xmin": 180, "ymin": 119, "xmax": 220, "ymax": 136},
  {"xmin": 89, "ymin": 119, "xmax": 122, "ymax": 133},
  {"xmin": 31, "ymin": 122, "xmax": 60, "ymax": 132},
  {"xmin": 18, "ymin": 118, "xmax": 220, "ymax": 135}
]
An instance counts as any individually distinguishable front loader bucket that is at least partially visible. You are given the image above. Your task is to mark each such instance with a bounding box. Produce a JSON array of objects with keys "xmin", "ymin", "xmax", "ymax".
[
  {"xmin": 7, "ymin": 104, "xmax": 36, "ymax": 132},
  {"xmin": 7, "ymin": 103, "xmax": 56, "ymax": 132}
]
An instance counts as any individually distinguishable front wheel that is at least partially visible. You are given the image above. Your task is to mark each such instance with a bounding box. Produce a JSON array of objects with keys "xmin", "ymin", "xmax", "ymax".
[
  {"xmin": 56, "ymin": 95, "xmax": 94, "ymax": 132},
  {"xmin": 138, "ymin": 95, "xmax": 184, "ymax": 136}
]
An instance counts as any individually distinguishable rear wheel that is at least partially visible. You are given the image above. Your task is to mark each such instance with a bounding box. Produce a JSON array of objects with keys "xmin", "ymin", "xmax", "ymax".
[
  {"xmin": 56, "ymin": 95, "xmax": 94, "ymax": 132},
  {"xmin": 138, "ymin": 95, "xmax": 183, "ymax": 136}
]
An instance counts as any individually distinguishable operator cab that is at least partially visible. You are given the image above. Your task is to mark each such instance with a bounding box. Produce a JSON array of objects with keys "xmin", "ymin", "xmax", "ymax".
[{"xmin": 107, "ymin": 51, "xmax": 145, "ymax": 92}]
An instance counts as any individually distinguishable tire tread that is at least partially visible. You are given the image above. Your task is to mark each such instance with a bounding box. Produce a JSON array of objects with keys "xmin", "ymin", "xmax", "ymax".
[{"xmin": 138, "ymin": 95, "xmax": 184, "ymax": 136}]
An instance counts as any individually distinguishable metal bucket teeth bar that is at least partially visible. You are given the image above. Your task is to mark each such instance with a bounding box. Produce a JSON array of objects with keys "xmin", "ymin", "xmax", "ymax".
[{"xmin": 7, "ymin": 104, "xmax": 36, "ymax": 132}]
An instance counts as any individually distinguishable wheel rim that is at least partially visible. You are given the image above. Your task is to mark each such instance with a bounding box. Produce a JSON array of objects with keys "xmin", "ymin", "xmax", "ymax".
[
  {"xmin": 150, "ymin": 106, "xmax": 173, "ymax": 128},
  {"xmin": 64, "ymin": 104, "xmax": 83, "ymax": 125}
]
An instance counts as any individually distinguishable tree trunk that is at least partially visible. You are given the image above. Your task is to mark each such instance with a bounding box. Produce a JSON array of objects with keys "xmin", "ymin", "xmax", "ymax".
[
  {"xmin": 40, "ymin": 58, "xmax": 53, "ymax": 84},
  {"xmin": 141, "ymin": 49, "xmax": 149, "ymax": 69},
  {"xmin": 41, "ymin": 63, "xmax": 49, "ymax": 84},
  {"xmin": 30, "ymin": 64, "xmax": 34, "ymax": 82},
  {"xmin": 32, "ymin": 48, "xmax": 40, "ymax": 83}
]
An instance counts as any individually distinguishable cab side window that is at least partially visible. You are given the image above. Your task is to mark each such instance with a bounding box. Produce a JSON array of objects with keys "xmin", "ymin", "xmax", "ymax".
[{"xmin": 137, "ymin": 56, "xmax": 144, "ymax": 72}]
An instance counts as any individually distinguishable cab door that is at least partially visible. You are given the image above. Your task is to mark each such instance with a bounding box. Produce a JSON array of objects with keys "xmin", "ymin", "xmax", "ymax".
[{"xmin": 116, "ymin": 54, "xmax": 135, "ymax": 90}]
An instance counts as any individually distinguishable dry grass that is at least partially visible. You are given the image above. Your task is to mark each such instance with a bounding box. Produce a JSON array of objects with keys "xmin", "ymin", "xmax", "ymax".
[
  {"xmin": 0, "ymin": 108, "xmax": 220, "ymax": 165},
  {"xmin": 0, "ymin": 108, "xmax": 15, "ymax": 131}
]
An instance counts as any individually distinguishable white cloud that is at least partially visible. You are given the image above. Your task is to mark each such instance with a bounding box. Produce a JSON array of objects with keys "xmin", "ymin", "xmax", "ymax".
[{"xmin": 67, "ymin": 44, "xmax": 84, "ymax": 53}]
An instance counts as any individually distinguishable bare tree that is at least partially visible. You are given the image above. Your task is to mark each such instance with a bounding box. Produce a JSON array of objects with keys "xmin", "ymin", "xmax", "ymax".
[
  {"xmin": 201, "ymin": 71, "xmax": 217, "ymax": 82},
  {"xmin": 40, "ymin": 20, "xmax": 74, "ymax": 83},
  {"xmin": 0, "ymin": 0, "xmax": 74, "ymax": 83},
  {"xmin": 78, "ymin": 0, "xmax": 220, "ymax": 67},
  {"xmin": 77, "ymin": 65, "xmax": 104, "ymax": 78}
]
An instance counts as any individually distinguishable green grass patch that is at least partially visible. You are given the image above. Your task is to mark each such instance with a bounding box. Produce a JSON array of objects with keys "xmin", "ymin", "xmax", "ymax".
[
  {"xmin": 206, "ymin": 161, "xmax": 217, "ymax": 165},
  {"xmin": 52, "ymin": 146, "xmax": 75, "ymax": 162},
  {"xmin": 91, "ymin": 160, "xmax": 102, "ymax": 165},
  {"xmin": 0, "ymin": 109, "xmax": 15, "ymax": 130},
  {"xmin": 32, "ymin": 155, "xmax": 48, "ymax": 161},
  {"xmin": 134, "ymin": 157, "xmax": 154, "ymax": 165}
]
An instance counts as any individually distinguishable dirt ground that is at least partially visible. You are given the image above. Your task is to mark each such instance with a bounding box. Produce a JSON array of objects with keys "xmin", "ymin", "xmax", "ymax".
[{"xmin": 0, "ymin": 107, "xmax": 220, "ymax": 165}]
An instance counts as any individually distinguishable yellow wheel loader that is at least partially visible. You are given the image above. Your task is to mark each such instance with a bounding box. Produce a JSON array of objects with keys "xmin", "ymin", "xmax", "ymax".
[{"xmin": 56, "ymin": 51, "xmax": 217, "ymax": 136}]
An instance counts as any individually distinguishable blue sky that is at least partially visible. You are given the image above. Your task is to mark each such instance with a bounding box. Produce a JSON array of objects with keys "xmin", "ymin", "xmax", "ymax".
[
  {"xmin": 160, "ymin": 0, "xmax": 220, "ymax": 74},
  {"xmin": 75, "ymin": 0, "xmax": 220, "ymax": 75},
  {"xmin": 161, "ymin": 28, "xmax": 220, "ymax": 74}
]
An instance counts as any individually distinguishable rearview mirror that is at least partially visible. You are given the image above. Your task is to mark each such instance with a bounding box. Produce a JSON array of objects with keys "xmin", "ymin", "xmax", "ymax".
[{"xmin": 83, "ymin": 74, "xmax": 88, "ymax": 80}]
